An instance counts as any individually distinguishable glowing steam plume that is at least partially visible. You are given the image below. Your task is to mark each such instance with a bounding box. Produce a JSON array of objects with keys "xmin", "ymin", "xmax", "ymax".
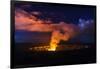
[
  {"xmin": 48, "ymin": 22, "xmax": 79, "ymax": 51},
  {"xmin": 15, "ymin": 9, "xmax": 79, "ymax": 51},
  {"xmin": 48, "ymin": 30, "xmax": 61, "ymax": 51}
]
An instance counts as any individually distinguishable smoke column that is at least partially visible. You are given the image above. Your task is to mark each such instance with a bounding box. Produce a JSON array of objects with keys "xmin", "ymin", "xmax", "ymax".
[{"xmin": 15, "ymin": 9, "xmax": 94, "ymax": 51}]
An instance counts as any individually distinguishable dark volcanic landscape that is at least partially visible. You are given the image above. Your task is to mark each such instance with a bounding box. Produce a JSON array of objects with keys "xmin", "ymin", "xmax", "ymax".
[{"xmin": 14, "ymin": 43, "xmax": 96, "ymax": 68}]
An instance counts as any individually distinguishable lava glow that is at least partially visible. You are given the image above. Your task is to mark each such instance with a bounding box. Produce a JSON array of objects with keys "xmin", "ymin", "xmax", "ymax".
[
  {"xmin": 15, "ymin": 8, "xmax": 94, "ymax": 51},
  {"xmin": 48, "ymin": 43, "xmax": 57, "ymax": 51},
  {"xmin": 48, "ymin": 30, "xmax": 62, "ymax": 51}
]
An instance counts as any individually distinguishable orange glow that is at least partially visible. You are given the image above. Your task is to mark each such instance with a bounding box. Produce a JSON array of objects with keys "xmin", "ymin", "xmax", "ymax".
[
  {"xmin": 48, "ymin": 30, "xmax": 61, "ymax": 51},
  {"xmin": 15, "ymin": 9, "xmax": 80, "ymax": 52},
  {"xmin": 48, "ymin": 44, "xmax": 57, "ymax": 51}
]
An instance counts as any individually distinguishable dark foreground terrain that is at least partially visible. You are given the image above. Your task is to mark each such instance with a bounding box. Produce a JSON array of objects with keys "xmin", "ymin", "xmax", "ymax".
[{"xmin": 12, "ymin": 43, "xmax": 96, "ymax": 68}]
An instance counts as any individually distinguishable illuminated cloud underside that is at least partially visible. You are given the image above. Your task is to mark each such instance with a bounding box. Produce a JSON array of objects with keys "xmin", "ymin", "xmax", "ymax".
[{"xmin": 15, "ymin": 8, "xmax": 94, "ymax": 51}]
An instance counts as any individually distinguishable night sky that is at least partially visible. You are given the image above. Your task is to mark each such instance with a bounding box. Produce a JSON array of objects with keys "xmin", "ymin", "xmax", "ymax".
[
  {"xmin": 14, "ymin": 2, "xmax": 96, "ymax": 44},
  {"xmin": 15, "ymin": 2, "xmax": 96, "ymax": 24}
]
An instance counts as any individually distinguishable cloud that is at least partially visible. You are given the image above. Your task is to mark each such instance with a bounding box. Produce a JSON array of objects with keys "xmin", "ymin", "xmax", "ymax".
[
  {"xmin": 31, "ymin": 11, "xmax": 41, "ymax": 16},
  {"xmin": 15, "ymin": 8, "xmax": 80, "ymax": 43}
]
